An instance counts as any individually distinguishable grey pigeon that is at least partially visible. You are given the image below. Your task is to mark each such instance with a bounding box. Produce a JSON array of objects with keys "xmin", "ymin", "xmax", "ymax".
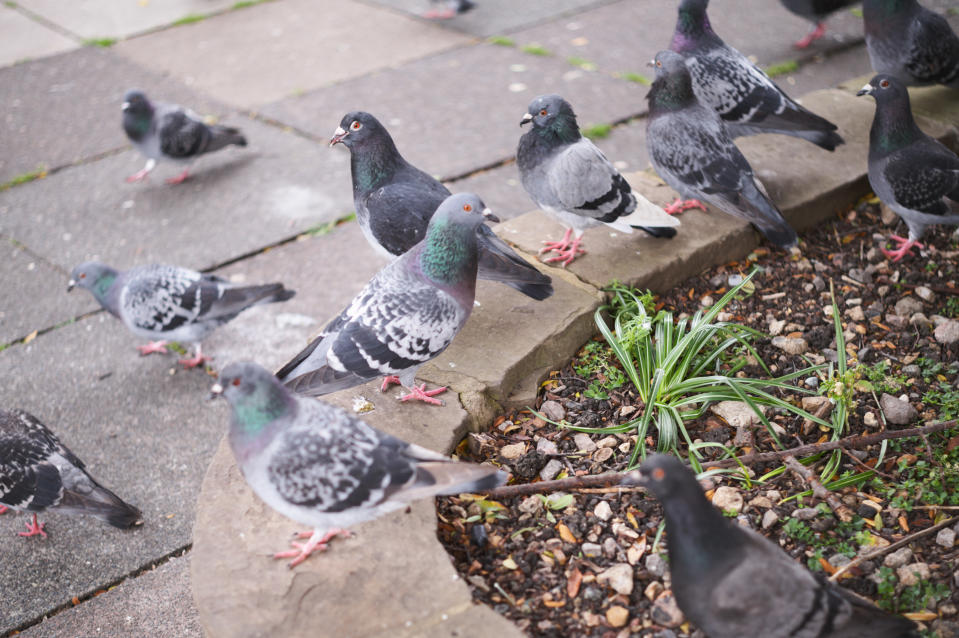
[
  {"xmin": 331, "ymin": 111, "xmax": 553, "ymax": 301},
  {"xmin": 516, "ymin": 94, "xmax": 680, "ymax": 267},
  {"xmin": 780, "ymin": 0, "xmax": 859, "ymax": 48},
  {"xmin": 635, "ymin": 455, "xmax": 919, "ymax": 638},
  {"xmin": 0, "ymin": 409, "xmax": 142, "ymax": 538},
  {"xmin": 863, "ymin": 0, "xmax": 959, "ymax": 88},
  {"xmin": 276, "ymin": 192, "xmax": 491, "ymax": 405},
  {"xmin": 68, "ymin": 262, "xmax": 294, "ymax": 368},
  {"xmin": 646, "ymin": 50, "xmax": 798, "ymax": 249},
  {"xmin": 424, "ymin": 0, "xmax": 475, "ymax": 19},
  {"xmin": 121, "ymin": 89, "xmax": 247, "ymax": 184},
  {"xmin": 671, "ymin": 0, "xmax": 845, "ymax": 151},
  {"xmin": 858, "ymin": 74, "xmax": 959, "ymax": 261},
  {"xmin": 213, "ymin": 361, "xmax": 506, "ymax": 567}
]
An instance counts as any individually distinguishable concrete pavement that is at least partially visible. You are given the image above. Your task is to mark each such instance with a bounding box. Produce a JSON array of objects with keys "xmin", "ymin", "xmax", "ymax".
[{"xmin": 1, "ymin": 0, "xmax": 957, "ymax": 636}]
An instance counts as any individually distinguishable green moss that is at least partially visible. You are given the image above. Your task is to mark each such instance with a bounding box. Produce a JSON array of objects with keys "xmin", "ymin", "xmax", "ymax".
[
  {"xmin": 171, "ymin": 13, "xmax": 206, "ymax": 26},
  {"xmin": 764, "ymin": 59, "xmax": 799, "ymax": 77},
  {"xmin": 849, "ymin": 7, "xmax": 863, "ymax": 17},
  {"xmin": 487, "ymin": 35, "xmax": 515, "ymax": 47},
  {"xmin": 82, "ymin": 37, "xmax": 117, "ymax": 47},
  {"xmin": 567, "ymin": 56, "xmax": 596, "ymax": 71},
  {"xmin": 582, "ymin": 123, "xmax": 612, "ymax": 140},
  {"xmin": 619, "ymin": 72, "xmax": 650, "ymax": 85},
  {"xmin": 0, "ymin": 168, "xmax": 46, "ymax": 191},
  {"xmin": 521, "ymin": 44, "xmax": 551, "ymax": 56}
]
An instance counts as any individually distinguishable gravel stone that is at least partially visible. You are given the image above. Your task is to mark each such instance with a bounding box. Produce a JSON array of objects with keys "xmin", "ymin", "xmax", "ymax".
[
  {"xmin": 582, "ymin": 542, "xmax": 603, "ymax": 558},
  {"xmin": 771, "ymin": 336, "xmax": 808, "ymax": 355},
  {"xmin": 500, "ymin": 442, "xmax": 526, "ymax": 459},
  {"xmin": 897, "ymin": 562, "xmax": 930, "ymax": 586},
  {"xmin": 650, "ymin": 592, "xmax": 684, "ymax": 628},
  {"xmin": 936, "ymin": 528, "xmax": 956, "ymax": 549},
  {"xmin": 792, "ymin": 507, "xmax": 819, "ymax": 521},
  {"xmin": 903, "ymin": 365, "xmax": 921, "ymax": 377},
  {"xmin": 597, "ymin": 563, "xmax": 634, "ymax": 595},
  {"xmin": 762, "ymin": 510, "xmax": 780, "ymax": 530},
  {"xmin": 593, "ymin": 500, "xmax": 612, "ymax": 521},
  {"xmin": 711, "ymin": 486, "xmax": 743, "ymax": 515},
  {"xmin": 540, "ymin": 400, "xmax": 566, "ymax": 422},
  {"xmin": 645, "ymin": 553, "xmax": 667, "ymax": 578},
  {"xmin": 915, "ymin": 286, "xmax": 935, "ymax": 302},
  {"xmin": 539, "ymin": 459, "xmax": 563, "ymax": 481},
  {"xmin": 884, "ymin": 546, "xmax": 913, "ymax": 568},
  {"xmin": 606, "ymin": 605, "xmax": 629, "ymax": 628},
  {"xmin": 894, "ymin": 296, "xmax": 923, "ymax": 317},
  {"xmin": 573, "ymin": 433, "xmax": 597, "ymax": 452},
  {"xmin": 536, "ymin": 438, "xmax": 559, "ymax": 455},
  {"xmin": 934, "ymin": 320, "xmax": 959, "ymax": 346},
  {"xmin": 863, "ymin": 411, "xmax": 878, "ymax": 427},
  {"xmin": 879, "ymin": 393, "xmax": 918, "ymax": 425},
  {"xmin": 844, "ymin": 305, "xmax": 865, "ymax": 322}
]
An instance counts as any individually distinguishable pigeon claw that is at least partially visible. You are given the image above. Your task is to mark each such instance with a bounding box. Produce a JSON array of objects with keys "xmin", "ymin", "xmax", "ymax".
[
  {"xmin": 165, "ymin": 170, "xmax": 190, "ymax": 185},
  {"xmin": 178, "ymin": 354, "xmax": 212, "ymax": 369},
  {"xmin": 0, "ymin": 505, "xmax": 8, "ymax": 514},
  {"xmin": 274, "ymin": 528, "xmax": 352, "ymax": 568},
  {"xmin": 18, "ymin": 513, "xmax": 47, "ymax": 539},
  {"xmin": 539, "ymin": 229, "xmax": 586, "ymax": 267},
  {"xmin": 125, "ymin": 169, "xmax": 151, "ymax": 183},
  {"xmin": 380, "ymin": 375, "xmax": 402, "ymax": 392},
  {"xmin": 422, "ymin": 8, "xmax": 456, "ymax": 19},
  {"xmin": 880, "ymin": 235, "xmax": 923, "ymax": 262},
  {"xmin": 664, "ymin": 198, "xmax": 707, "ymax": 215},
  {"xmin": 137, "ymin": 341, "xmax": 169, "ymax": 356},
  {"xmin": 793, "ymin": 22, "xmax": 826, "ymax": 49},
  {"xmin": 399, "ymin": 384, "xmax": 447, "ymax": 406}
]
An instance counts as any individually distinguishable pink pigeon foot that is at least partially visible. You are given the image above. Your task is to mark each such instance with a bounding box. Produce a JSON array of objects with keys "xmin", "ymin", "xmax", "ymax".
[
  {"xmin": 539, "ymin": 228, "xmax": 586, "ymax": 267},
  {"xmin": 274, "ymin": 528, "xmax": 352, "ymax": 568},
  {"xmin": 137, "ymin": 340, "xmax": 169, "ymax": 356},
  {"xmin": 881, "ymin": 234, "xmax": 923, "ymax": 262},
  {"xmin": 125, "ymin": 168, "xmax": 152, "ymax": 183},
  {"xmin": 423, "ymin": 8, "xmax": 456, "ymax": 18},
  {"xmin": 664, "ymin": 198, "xmax": 707, "ymax": 215},
  {"xmin": 399, "ymin": 383, "xmax": 447, "ymax": 406},
  {"xmin": 19, "ymin": 513, "xmax": 47, "ymax": 538},
  {"xmin": 165, "ymin": 169, "xmax": 190, "ymax": 185},
  {"xmin": 178, "ymin": 345, "xmax": 212, "ymax": 369},
  {"xmin": 380, "ymin": 375, "xmax": 402, "ymax": 392},
  {"xmin": 0, "ymin": 505, "xmax": 8, "ymax": 514},
  {"xmin": 794, "ymin": 22, "xmax": 826, "ymax": 49}
]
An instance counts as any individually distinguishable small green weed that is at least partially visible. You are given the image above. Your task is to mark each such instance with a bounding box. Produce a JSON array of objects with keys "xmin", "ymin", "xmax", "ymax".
[
  {"xmin": 573, "ymin": 341, "xmax": 625, "ymax": 401},
  {"xmin": 488, "ymin": 35, "xmax": 514, "ymax": 47},
  {"xmin": 765, "ymin": 60, "xmax": 799, "ymax": 77},
  {"xmin": 942, "ymin": 296, "xmax": 959, "ymax": 318},
  {"xmin": 782, "ymin": 511, "xmax": 865, "ymax": 571},
  {"xmin": 233, "ymin": 0, "xmax": 273, "ymax": 8},
  {"xmin": 922, "ymin": 383, "xmax": 959, "ymax": 420},
  {"xmin": 582, "ymin": 123, "xmax": 612, "ymax": 140},
  {"xmin": 859, "ymin": 360, "xmax": 908, "ymax": 395},
  {"xmin": 567, "ymin": 56, "xmax": 596, "ymax": 71},
  {"xmin": 83, "ymin": 37, "xmax": 117, "ymax": 47},
  {"xmin": 619, "ymin": 72, "xmax": 650, "ymax": 85},
  {"xmin": 880, "ymin": 431, "xmax": 959, "ymax": 510},
  {"xmin": 172, "ymin": 13, "xmax": 206, "ymax": 25},
  {"xmin": 521, "ymin": 44, "xmax": 551, "ymax": 56},
  {"xmin": 849, "ymin": 7, "xmax": 863, "ymax": 17},
  {"xmin": 0, "ymin": 168, "xmax": 46, "ymax": 191},
  {"xmin": 875, "ymin": 566, "xmax": 951, "ymax": 613}
]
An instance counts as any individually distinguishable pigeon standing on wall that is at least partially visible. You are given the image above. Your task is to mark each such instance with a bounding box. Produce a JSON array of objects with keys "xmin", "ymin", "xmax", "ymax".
[
  {"xmin": 0, "ymin": 409, "xmax": 143, "ymax": 538},
  {"xmin": 213, "ymin": 361, "xmax": 506, "ymax": 567},
  {"xmin": 671, "ymin": 0, "xmax": 845, "ymax": 151},
  {"xmin": 330, "ymin": 111, "xmax": 553, "ymax": 301},
  {"xmin": 68, "ymin": 262, "xmax": 295, "ymax": 368},
  {"xmin": 780, "ymin": 0, "xmax": 859, "ymax": 49},
  {"xmin": 423, "ymin": 0, "xmax": 475, "ymax": 19},
  {"xmin": 634, "ymin": 454, "xmax": 920, "ymax": 638},
  {"xmin": 515, "ymin": 94, "xmax": 679, "ymax": 267},
  {"xmin": 122, "ymin": 90, "xmax": 247, "ymax": 184},
  {"xmin": 862, "ymin": 0, "xmax": 959, "ymax": 88},
  {"xmin": 646, "ymin": 50, "xmax": 798, "ymax": 249},
  {"xmin": 858, "ymin": 74, "xmax": 959, "ymax": 261},
  {"xmin": 276, "ymin": 193, "xmax": 491, "ymax": 405}
]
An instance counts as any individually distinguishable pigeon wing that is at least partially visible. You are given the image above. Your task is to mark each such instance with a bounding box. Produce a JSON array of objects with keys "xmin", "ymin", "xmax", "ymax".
[
  {"xmin": 121, "ymin": 266, "xmax": 210, "ymax": 334},
  {"xmin": 548, "ymin": 139, "xmax": 635, "ymax": 222},
  {"xmin": 885, "ymin": 148, "xmax": 959, "ymax": 216},
  {"xmin": 905, "ymin": 11, "xmax": 959, "ymax": 85},
  {"xmin": 157, "ymin": 109, "xmax": 210, "ymax": 159},
  {"xmin": 0, "ymin": 410, "xmax": 67, "ymax": 511},
  {"xmin": 364, "ymin": 179, "xmax": 448, "ymax": 255}
]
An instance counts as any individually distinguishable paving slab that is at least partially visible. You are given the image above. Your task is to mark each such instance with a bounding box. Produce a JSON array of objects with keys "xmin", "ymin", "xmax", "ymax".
[
  {"xmin": 19, "ymin": 554, "xmax": 201, "ymax": 638},
  {"xmin": 0, "ymin": 237, "xmax": 97, "ymax": 346},
  {"xmin": 363, "ymin": 0, "xmax": 611, "ymax": 38},
  {"xmin": 0, "ymin": 5, "xmax": 77, "ymax": 69},
  {"xmin": 0, "ymin": 46, "xmax": 226, "ymax": 184},
  {"xmin": 446, "ymin": 163, "xmax": 529, "ymax": 221},
  {"xmin": 114, "ymin": 0, "xmax": 473, "ymax": 109},
  {"xmin": 262, "ymin": 40, "xmax": 650, "ymax": 179},
  {"xmin": 17, "ymin": 0, "xmax": 236, "ymax": 40},
  {"xmin": 0, "ymin": 313, "xmax": 225, "ymax": 634},
  {"xmin": 193, "ymin": 437, "xmax": 523, "ymax": 638},
  {"xmin": 0, "ymin": 115, "xmax": 352, "ymax": 273},
  {"xmin": 838, "ymin": 75, "xmax": 959, "ymax": 136}
]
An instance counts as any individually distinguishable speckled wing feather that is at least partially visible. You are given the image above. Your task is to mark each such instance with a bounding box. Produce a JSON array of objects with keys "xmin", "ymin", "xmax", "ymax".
[
  {"xmin": 157, "ymin": 109, "xmax": 211, "ymax": 159},
  {"xmin": 545, "ymin": 139, "xmax": 636, "ymax": 223},
  {"xmin": 0, "ymin": 410, "xmax": 71, "ymax": 512},
  {"xmin": 904, "ymin": 11, "xmax": 959, "ymax": 86},
  {"xmin": 884, "ymin": 147, "xmax": 959, "ymax": 217}
]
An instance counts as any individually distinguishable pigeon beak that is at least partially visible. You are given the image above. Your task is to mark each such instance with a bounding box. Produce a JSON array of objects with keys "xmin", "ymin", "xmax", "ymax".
[
  {"xmin": 621, "ymin": 469, "xmax": 644, "ymax": 486},
  {"xmin": 520, "ymin": 113, "xmax": 533, "ymax": 127},
  {"xmin": 67, "ymin": 279, "xmax": 76, "ymax": 292},
  {"xmin": 856, "ymin": 83, "xmax": 873, "ymax": 97},
  {"xmin": 121, "ymin": 101, "xmax": 130, "ymax": 111},
  {"xmin": 208, "ymin": 382, "xmax": 224, "ymax": 401},
  {"xmin": 329, "ymin": 126, "xmax": 348, "ymax": 147},
  {"xmin": 481, "ymin": 207, "xmax": 500, "ymax": 223}
]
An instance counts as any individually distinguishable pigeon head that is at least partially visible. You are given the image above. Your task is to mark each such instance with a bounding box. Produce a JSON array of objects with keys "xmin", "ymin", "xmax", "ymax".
[
  {"xmin": 647, "ymin": 51, "xmax": 697, "ymax": 110},
  {"xmin": 420, "ymin": 193, "xmax": 495, "ymax": 284},
  {"xmin": 212, "ymin": 362, "xmax": 296, "ymax": 439},
  {"xmin": 636, "ymin": 454, "xmax": 699, "ymax": 502},
  {"xmin": 674, "ymin": 0, "xmax": 712, "ymax": 45},
  {"xmin": 858, "ymin": 74, "xmax": 922, "ymax": 152},
  {"xmin": 67, "ymin": 261, "xmax": 119, "ymax": 300},
  {"xmin": 122, "ymin": 90, "xmax": 153, "ymax": 141},
  {"xmin": 520, "ymin": 94, "xmax": 580, "ymax": 144},
  {"xmin": 121, "ymin": 90, "xmax": 152, "ymax": 115},
  {"xmin": 856, "ymin": 73, "xmax": 909, "ymax": 101},
  {"xmin": 330, "ymin": 111, "xmax": 390, "ymax": 149}
]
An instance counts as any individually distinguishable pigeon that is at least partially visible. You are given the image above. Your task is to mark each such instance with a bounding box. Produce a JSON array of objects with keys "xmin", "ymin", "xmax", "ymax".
[
  {"xmin": 858, "ymin": 74, "xmax": 959, "ymax": 261},
  {"xmin": 862, "ymin": 0, "xmax": 959, "ymax": 88},
  {"xmin": 780, "ymin": 0, "xmax": 859, "ymax": 49},
  {"xmin": 68, "ymin": 262, "xmax": 295, "ymax": 368},
  {"xmin": 331, "ymin": 111, "xmax": 553, "ymax": 301},
  {"xmin": 212, "ymin": 361, "xmax": 506, "ymax": 567},
  {"xmin": 276, "ymin": 192, "xmax": 491, "ymax": 405},
  {"xmin": 424, "ymin": 0, "xmax": 475, "ymax": 19},
  {"xmin": 0, "ymin": 408, "xmax": 142, "ymax": 538},
  {"xmin": 121, "ymin": 89, "xmax": 247, "ymax": 184},
  {"xmin": 634, "ymin": 454, "xmax": 920, "ymax": 638},
  {"xmin": 646, "ymin": 50, "xmax": 799, "ymax": 249},
  {"xmin": 516, "ymin": 94, "xmax": 680, "ymax": 267},
  {"xmin": 671, "ymin": 0, "xmax": 845, "ymax": 151}
]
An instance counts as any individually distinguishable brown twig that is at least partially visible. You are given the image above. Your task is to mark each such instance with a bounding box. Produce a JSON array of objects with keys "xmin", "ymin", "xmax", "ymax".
[
  {"xmin": 839, "ymin": 445, "xmax": 896, "ymax": 480},
  {"xmin": 801, "ymin": 400, "xmax": 834, "ymax": 436},
  {"xmin": 829, "ymin": 516, "xmax": 959, "ymax": 582},
  {"xmin": 479, "ymin": 420, "xmax": 958, "ymax": 499},
  {"xmin": 783, "ymin": 455, "xmax": 855, "ymax": 522}
]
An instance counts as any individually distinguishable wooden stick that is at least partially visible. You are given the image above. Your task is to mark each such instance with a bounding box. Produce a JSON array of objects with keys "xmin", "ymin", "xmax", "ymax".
[
  {"xmin": 829, "ymin": 516, "xmax": 959, "ymax": 582},
  {"xmin": 483, "ymin": 471, "xmax": 642, "ymax": 499},
  {"xmin": 783, "ymin": 455, "xmax": 854, "ymax": 522}
]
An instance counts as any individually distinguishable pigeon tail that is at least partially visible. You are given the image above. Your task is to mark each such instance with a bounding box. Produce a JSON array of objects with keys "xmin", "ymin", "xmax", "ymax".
[
  {"xmin": 740, "ymin": 180, "xmax": 798, "ymax": 249},
  {"xmin": 59, "ymin": 482, "xmax": 143, "ymax": 529},
  {"xmin": 615, "ymin": 192, "xmax": 680, "ymax": 229},
  {"xmin": 634, "ymin": 226, "xmax": 679, "ymax": 239},
  {"xmin": 405, "ymin": 460, "xmax": 507, "ymax": 501},
  {"xmin": 206, "ymin": 125, "xmax": 247, "ymax": 152},
  {"xmin": 282, "ymin": 364, "xmax": 369, "ymax": 397},
  {"xmin": 476, "ymin": 226, "xmax": 554, "ymax": 300}
]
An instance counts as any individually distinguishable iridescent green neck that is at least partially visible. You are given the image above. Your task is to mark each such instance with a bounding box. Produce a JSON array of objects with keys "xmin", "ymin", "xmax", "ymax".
[
  {"xmin": 541, "ymin": 113, "xmax": 581, "ymax": 146},
  {"xmin": 93, "ymin": 272, "xmax": 117, "ymax": 300},
  {"xmin": 420, "ymin": 218, "xmax": 475, "ymax": 284},
  {"xmin": 351, "ymin": 139, "xmax": 403, "ymax": 192},
  {"xmin": 231, "ymin": 384, "xmax": 292, "ymax": 437}
]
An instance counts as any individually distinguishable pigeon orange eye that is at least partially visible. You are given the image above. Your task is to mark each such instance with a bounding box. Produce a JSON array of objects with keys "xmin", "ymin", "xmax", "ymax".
[
  {"xmin": 79, "ymin": 273, "xmax": 86, "ymax": 279},
  {"xmin": 463, "ymin": 204, "xmax": 472, "ymax": 212},
  {"xmin": 880, "ymin": 79, "xmax": 889, "ymax": 88},
  {"xmin": 351, "ymin": 121, "xmax": 362, "ymax": 131},
  {"xmin": 231, "ymin": 378, "xmax": 241, "ymax": 386},
  {"xmin": 652, "ymin": 467, "xmax": 665, "ymax": 481},
  {"xmin": 539, "ymin": 109, "xmax": 547, "ymax": 116},
  {"xmin": 656, "ymin": 61, "xmax": 662, "ymax": 67}
]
